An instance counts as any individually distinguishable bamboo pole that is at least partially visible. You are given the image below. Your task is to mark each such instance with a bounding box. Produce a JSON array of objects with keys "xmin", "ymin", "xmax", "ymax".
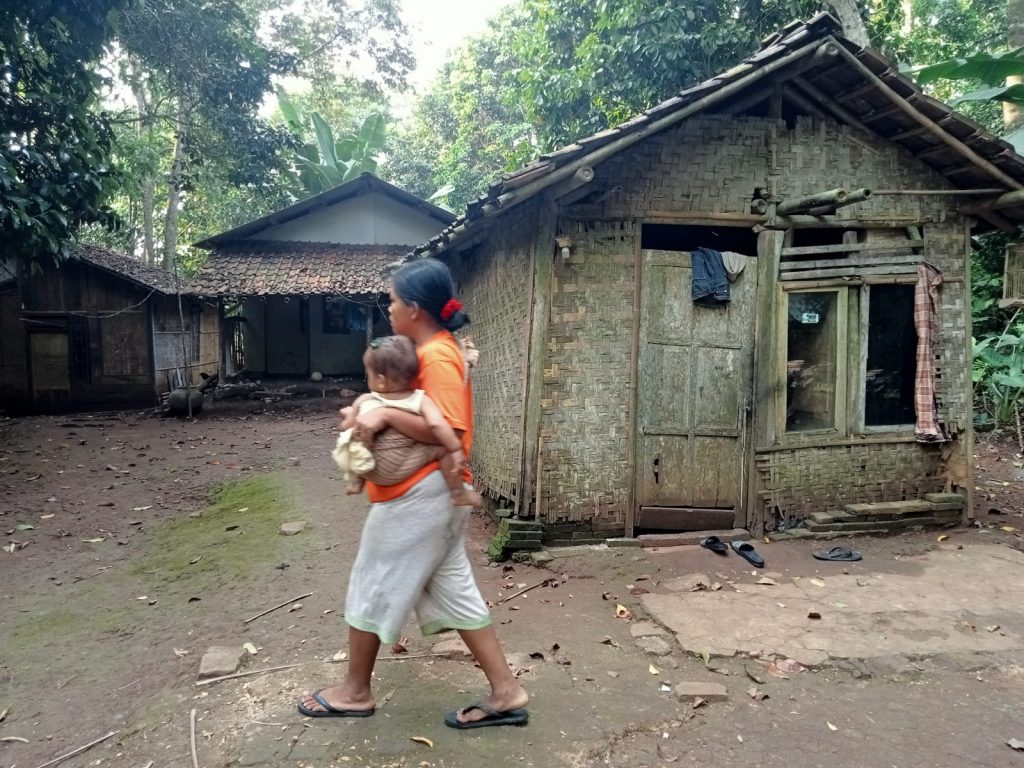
[
  {"xmin": 829, "ymin": 43, "xmax": 1023, "ymax": 191},
  {"xmin": 962, "ymin": 188, "xmax": 1024, "ymax": 211},
  {"xmin": 777, "ymin": 188, "xmax": 848, "ymax": 215}
]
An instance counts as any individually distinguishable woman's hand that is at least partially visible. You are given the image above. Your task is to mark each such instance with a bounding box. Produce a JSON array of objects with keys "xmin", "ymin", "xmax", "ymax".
[
  {"xmin": 448, "ymin": 448, "xmax": 468, "ymax": 477},
  {"xmin": 352, "ymin": 408, "xmax": 388, "ymax": 443},
  {"xmin": 339, "ymin": 405, "xmax": 356, "ymax": 430}
]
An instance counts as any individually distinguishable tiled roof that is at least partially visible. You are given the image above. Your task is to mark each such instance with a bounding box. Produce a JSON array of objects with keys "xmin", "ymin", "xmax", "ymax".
[
  {"xmin": 415, "ymin": 12, "xmax": 1024, "ymax": 257},
  {"xmin": 187, "ymin": 241, "xmax": 406, "ymax": 297},
  {"xmin": 71, "ymin": 244, "xmax": 179, "ymax": 294}
]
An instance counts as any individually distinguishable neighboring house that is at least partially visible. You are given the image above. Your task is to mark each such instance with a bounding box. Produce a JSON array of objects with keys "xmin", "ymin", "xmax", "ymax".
[
  {"xmin": 188, "ymin": 174, "xmax": 456, "ymax": 380},
  {"xmin": 411, "ymin": 13, "xmax": 1024, "ymax": 540},
  {"xmin": 0, "ymin": 245, "xmax": 218, "ymax": 414}
]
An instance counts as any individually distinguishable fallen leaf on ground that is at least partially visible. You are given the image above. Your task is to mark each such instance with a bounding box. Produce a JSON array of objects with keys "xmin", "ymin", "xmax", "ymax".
[
  {"xmin": 745, "ymin": 666, "xmax": 765, "ymax": 684},
  {"xmin": 737, "ymin": 735, "xmax": 744, "ymax": 743},
  {"xmin": 601, "ymin": 636, "xmax": 620, "ymax": 648},
  {"xmin": 809, "ymin": 578, "xmax": 826, "ymax": 588},
  {"xmin": 132, "ymin": 506, "xmax": 153, "ymax": 512},
  {"xmin": 690, "ymin": 582, "xmax": 708, "ymax": 592},
  {"xmin": 615, "ymin": 604, "xmax": 633, "ymax": 620},
  {"xmin": 390, "ymin": 638, "xmax": 409, "ymax": 654},
  {"xmin": 711, "ymin": 582, "xmax": 723, "ymax": 591},
  {"xmin": 700, "ymin": 649, "xmax": 711, "ymax": 666},
  {"xmin": 691, "ymin": 697, "xmax": 707, "ymax": 709},
  {"xmin": 173, "ymin": 648, "xmax": 190, "ymax": 657},
  {"xmin": 601, "ymin": 591, "xmax": 617, "ymax": 601},
  {"xmin": 0, "ymin": 706, "xmax": 8, "ymax": 722},
  {"xmin": 808, "ymin": 612, "xmax": 822, "ymax": 620},
  {"xmin": 627, "ymin": 585, "xmax": 650, "ymax": 596},
  {"xmin": 657, "ymin": 744, "xmax": 679, "ymax": 762},
  {"xmin": 649, "ymin": 664, "xmax": 660, "ymax": 675},
  {"xmin": 0, "ymin": 736, "xmax": 28, "ymax": 743},
  {"xmin": 755, "ymin": 577, "xmax": 777, "ymax": 586},
  {"xmin": 410, "ymin": 736, "xmax": 433, "ymax": 748},
  {"xmin": 832, "ymin": 602, "xmax": 847, "ymax": 609},
  {"xmin": 243, "ymin": 642, "xmax": 259, "ymax": 656},
  {"xmin": 635, "ymin": 574, "xmax": 650, "ymax": 581},
  {"xmin": 40, "ymin": 514, "xmax": 55, "ymax": 519},
  {"xmin": 826, "ymin": 722, "xmax": 838, "ymax": 732},
  {"xmin": 937, "ymin": 534, "xmax": 949, "ymax": 542},
  {"xmin": 986, "ymin": 624, "xmax": 1001, "ymax": 633},
  {"xmin": 81, "ymin": 538, "xmax": 105, "ymax": 543},
  {"xmin": 1008, "ymin": 739, "xmax": 1024, "ymax": 751},
  {"xmin": 15, "ymin": 524, "xmax": 34, "ymax": 531},
  {"xmin": 288, "ymin": 602, "xmax": 303, "ymax": 612},
  {"xmin": 528, "ymin": 651, "xmax": 545, "ymax": 660},
  {"xmin": 607, "ymin": 670, "xmax": 619, "ymax": 678},
  {"xmin": 777, "ymin": 658, "xmax": 807, "ymax": 673},
  {"xmin": 332, "ymin": 651, "xmax": 348, "ymax": 662},
  {"xmin": 136, "ymin": 595, "xmax": 149, "ymax": 601},
  {"xmin": 762, "ymin": 661, "xmax": 790, "ymax": 679},
  {"xmin": 659, "ymin": 683, "xmax": 672, "ymax": 692},
  {"xmin": 189, "ymin": 556, "xmax": 202, "ymax": 565},
  {"xmin": 1001, "ymin": 527, "xmax": 1016, "ymax": 532},
  {"xmin": 747, "ymin": 686, "xmax": 768, "ymax": 701}
]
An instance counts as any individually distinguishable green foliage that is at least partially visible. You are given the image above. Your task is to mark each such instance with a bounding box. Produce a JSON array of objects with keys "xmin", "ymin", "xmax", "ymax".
[
  {"xmin": 0, "ymin": 0, "xmax": 127, "ymax": 268},
  {"xmin": 276, "ymin": 89, "xmax": 388, "ymax": 198}
]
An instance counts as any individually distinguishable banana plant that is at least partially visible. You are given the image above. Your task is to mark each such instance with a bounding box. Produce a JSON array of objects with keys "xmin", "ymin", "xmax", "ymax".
[{"xmin": 276, "ymin": 87, "xmax": 387, "ymax": 198}]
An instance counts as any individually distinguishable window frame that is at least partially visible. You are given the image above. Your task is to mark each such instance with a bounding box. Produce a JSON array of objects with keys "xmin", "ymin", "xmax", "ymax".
[
  {"xmin": 855, "ymin": 283, "xmax": 918, "ymax": 434},
  {"xmin": 776, "ymin": 284, "xmax": 849, "ymax": 440},
  {"xmin": 775, "ymin": 277, "xmax": 919, "ymax": 445}
]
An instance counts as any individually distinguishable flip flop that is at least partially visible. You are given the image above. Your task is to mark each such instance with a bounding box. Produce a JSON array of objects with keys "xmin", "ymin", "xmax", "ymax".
[
  {"xmin": 444, "ymin": 701, "xmax": 529, "ymax": 730},
  {"xmin": 700, "ymin": 536, "xmax": 729, "ymax": 555},
  {"xmin": 813, "ymin": 546, "xmax": 862, "ymax": 562},
  {"xmin": 298, "ymin": 691, "xmax": 376, "ymax": 719},
  {"xmin": 730, "ymin": 540, "xmax": 765, "ymax": 568}
]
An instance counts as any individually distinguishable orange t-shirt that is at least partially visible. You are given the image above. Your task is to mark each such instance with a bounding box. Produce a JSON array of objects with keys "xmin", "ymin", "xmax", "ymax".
[{"xmin": 365, "ymin": 331, "xmax": 473, "ymax": 503}]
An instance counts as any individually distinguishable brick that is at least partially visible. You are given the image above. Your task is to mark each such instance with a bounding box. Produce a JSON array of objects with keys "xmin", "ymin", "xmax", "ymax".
[
  {"xmin": 843, "ymin": 500, "xmax": 933, "ymax": 518},
  {"xmin": 673, "ymin": 682, "xmax": 729, "ymax": 702},
  {"xmin": 928, "ymin": 502, "xmax": 964, "ymax": 512},
  {"xmin": 607, "ymin": 537, "xmax": 642, "ymax": 548}
]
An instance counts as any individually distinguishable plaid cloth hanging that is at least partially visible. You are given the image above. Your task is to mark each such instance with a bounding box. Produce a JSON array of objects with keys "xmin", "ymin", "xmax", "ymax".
[{"xmin": 914, "ymin": 263, "xmax": 946, "ymax": 442}]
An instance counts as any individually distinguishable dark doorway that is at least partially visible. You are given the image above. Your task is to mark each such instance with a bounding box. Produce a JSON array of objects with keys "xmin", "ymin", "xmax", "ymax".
[{"xmin": 641, "ymin": 223, "xmax": 758, "ymax": 255}]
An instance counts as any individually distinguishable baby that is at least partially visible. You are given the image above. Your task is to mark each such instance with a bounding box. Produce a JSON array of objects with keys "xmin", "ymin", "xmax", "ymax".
[{"xmin": 332, "ymin": 335, "xmax": 483, "ymax": 508}]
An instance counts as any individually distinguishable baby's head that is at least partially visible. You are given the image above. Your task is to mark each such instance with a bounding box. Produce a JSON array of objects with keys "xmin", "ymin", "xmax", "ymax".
[{"xmin": 364, "ymin": 336, "xmax": 419, "ymax": 393}]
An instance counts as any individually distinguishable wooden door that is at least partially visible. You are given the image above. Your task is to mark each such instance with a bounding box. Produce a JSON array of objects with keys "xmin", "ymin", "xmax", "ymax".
[
  {"xmin": 266, "ymin": 297, "xmax": 310, "ymax": 375},
  {"xmin": 29, "ymin": 329, "xmax": 71, "ymax": 410},
  {"xmin": 635, "ymin": 249, "xmax": 757, "ymax": 528}
]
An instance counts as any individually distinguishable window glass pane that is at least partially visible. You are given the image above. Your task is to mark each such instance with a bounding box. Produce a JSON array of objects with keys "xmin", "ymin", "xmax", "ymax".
[
  {"xmin": 865, "ymin": 284, "xmax": 916, "ymax": 426},
  {"xmin": 786, "ymin": 291, "xmax": 838, "ymax": 432}
]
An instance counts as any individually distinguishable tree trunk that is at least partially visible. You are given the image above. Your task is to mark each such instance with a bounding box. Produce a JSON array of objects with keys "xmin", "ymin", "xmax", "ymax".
[
  {"xmin": 163, "ymin": 99, "xmax": 188, "ymax": 272},
  {"xmin": 829, "ymin": 0, "xmax": 870, "ymax": 48},
  {"xmin": 128, "ymin": 58, "xmax": 157, "ymax": 265},
  {"xmin": 1007, "ymin": 0, "xmax": 1024, "ymax": 132}
]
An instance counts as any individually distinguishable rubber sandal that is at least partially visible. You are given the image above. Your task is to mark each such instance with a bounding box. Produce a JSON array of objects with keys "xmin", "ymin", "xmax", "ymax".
[
  {"xmin": 298, "ymin": 691, "xmax": 376, "ymax": 718},
  {"xmin": 444, "ymin": 701, "xmax": 529, "ymax": 729},
  {"xmin": 730, "ymin": 540, "xmax": 765, "ymax": 568},
  {"xmin": 700, "ymin": 536, "xmax": 729, "ymax": 555},
  {"xmin": 812, "ymin": 546, "xmax": 862, "ymax": 562}
]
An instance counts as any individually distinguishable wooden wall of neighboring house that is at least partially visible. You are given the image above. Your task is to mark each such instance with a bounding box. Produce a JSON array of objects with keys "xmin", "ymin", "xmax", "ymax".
[
  {"xmin": 544, "ymin": 113, "xmax": 973, "ymax": 532},
  {"xmin": 0, "ymin": 286, "xmax": 28, "ymax": 411},
  {"xmin": 445, "ymin": 201, "xmax": 539, "ymax": 508}
]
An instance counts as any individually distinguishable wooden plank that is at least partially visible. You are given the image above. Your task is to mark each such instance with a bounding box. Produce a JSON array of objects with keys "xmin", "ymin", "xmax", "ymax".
[
  {"xmin": 626, "ymin": 218, "xmax": 642, "ymax": 538},
  {"xmin": 781, "ymin": 253, "xmax": 920, "ymax": 271},
  {"xmin": 781, "ymin": 264, "xmax": 919, "ymax": 281},
  {"xmin": 520, "ymin": 199, "xmax": 556, "ymax": 521},
  {"xmin": 636, "ymin": 506, "xmax": 736, "ymax": 531},
  {"xmin": 781, "ymin": 242, "xmax": 876, "ymax": 257},
  {"xmin": 852, "ymin": 285, "xmax": 868, "ymax": 433}
]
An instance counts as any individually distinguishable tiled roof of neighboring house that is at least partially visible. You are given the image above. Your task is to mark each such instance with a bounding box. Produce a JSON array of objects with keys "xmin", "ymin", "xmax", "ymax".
[
  {"xmin": 194, "ymin": 174, "xmax": 456, "ymax": 248},
  {"xmin": 187, "ymin": 241, "xmax": 406, "ymax": 297},
  {"xmin": 415, "ymin": 12, "xmax": 1024, "ymax": 258},
  {"xmin": 71, "ymin": 244, "xmax": 179, "ymax": 294}
]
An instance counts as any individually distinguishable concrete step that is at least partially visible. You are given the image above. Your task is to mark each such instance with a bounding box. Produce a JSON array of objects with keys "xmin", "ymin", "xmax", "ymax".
[
  {"xmin": 806, "ymin": 516, "xmax": 952, "ymax": 532},
  {"xmin": 843, "ymin": 500, "xmax": 933, "ymax": 520},
  {"xmin": 639, "ymin": 528, "xmax": 750, "ymax": 548}
]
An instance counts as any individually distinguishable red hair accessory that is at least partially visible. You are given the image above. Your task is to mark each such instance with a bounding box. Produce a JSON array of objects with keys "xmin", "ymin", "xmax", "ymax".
[{"xmin": 440, "ymin": 298, "xmax": 463, "ymax": 320}]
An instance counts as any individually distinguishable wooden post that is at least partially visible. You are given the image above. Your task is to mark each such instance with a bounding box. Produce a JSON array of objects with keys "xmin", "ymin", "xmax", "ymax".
[
  {"xmin": 365, "ymin": 303, "xmax": 373, "ymax": 349},
  {"xmin": 747, "ymin": 230, "xmax": 785, "ymax": 535},
  {"xmin": 625, "ymin": 219, "xmax": 642, "ymax": 539},
  {"xmin": 519, "ymin": 198, "xmax": 556, "ymax": 520}
]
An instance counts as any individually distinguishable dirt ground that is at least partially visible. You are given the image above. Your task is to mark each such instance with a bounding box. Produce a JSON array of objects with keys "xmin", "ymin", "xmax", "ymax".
[{"xmin": 1, "ymin": 401, "xmax": 1023, "ymax": 768}]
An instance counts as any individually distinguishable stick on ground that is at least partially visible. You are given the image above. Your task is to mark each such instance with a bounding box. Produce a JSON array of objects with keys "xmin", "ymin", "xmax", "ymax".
[
  {"xmin": 497, "ymin": 579, "xmax": 551, "ymax": 605},
  {"xmin": 243, "ymin": 592, "xmax": 313, "ymax": 624},
  {"xmin": 190, "ymin": 708, "xmax": 200, "ymax": 768},
  {"xmin": 29, "ymin": 730, "xmax": 120, "ymax": 768}
]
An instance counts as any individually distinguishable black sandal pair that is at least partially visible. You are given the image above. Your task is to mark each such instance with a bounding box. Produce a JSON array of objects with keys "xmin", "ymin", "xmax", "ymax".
[{"xmin": 700, "ymin": 536, "xmax": 765, "ymax": 568}]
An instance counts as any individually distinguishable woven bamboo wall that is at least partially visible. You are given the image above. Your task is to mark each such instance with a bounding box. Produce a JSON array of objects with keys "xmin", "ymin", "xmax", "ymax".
[
  {"xmin": 755, "ymin": 442, "xmax": 946, "ymax": 524},
  {"xmin": 539, "ymin": 220, "xmax": 636, "ymax": 528},
  {"xmin": 446, "ymin": 203, "xmax": 536, "ymax": 504},
  {"xmin": 544, "ymin": 114, "xmax": 973, "ymax": 528}
]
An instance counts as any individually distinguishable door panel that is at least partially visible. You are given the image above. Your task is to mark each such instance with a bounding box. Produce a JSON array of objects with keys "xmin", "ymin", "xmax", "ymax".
[{"xmin": 636, "ymin": 249, "xmax": 757, "ymax": 525}]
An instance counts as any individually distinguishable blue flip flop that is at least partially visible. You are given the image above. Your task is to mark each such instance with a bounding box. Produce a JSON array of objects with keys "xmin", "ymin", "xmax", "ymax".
[
  {"xmin": 445, "ymin": 701, "xmax": 529, "ymax": 729},
  {"xmin": 298, "ymin": 691, "xmax": 376, "ymax": 718},
  {"xmin": 731, "ymin": 540, "xmax": 765, "ymax": 568}
]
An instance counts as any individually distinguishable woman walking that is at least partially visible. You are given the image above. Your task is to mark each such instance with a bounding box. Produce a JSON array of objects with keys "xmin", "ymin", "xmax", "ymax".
[{"xmin": 299, "ymin": 258, "xmax": 529, "ymax": 729}]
